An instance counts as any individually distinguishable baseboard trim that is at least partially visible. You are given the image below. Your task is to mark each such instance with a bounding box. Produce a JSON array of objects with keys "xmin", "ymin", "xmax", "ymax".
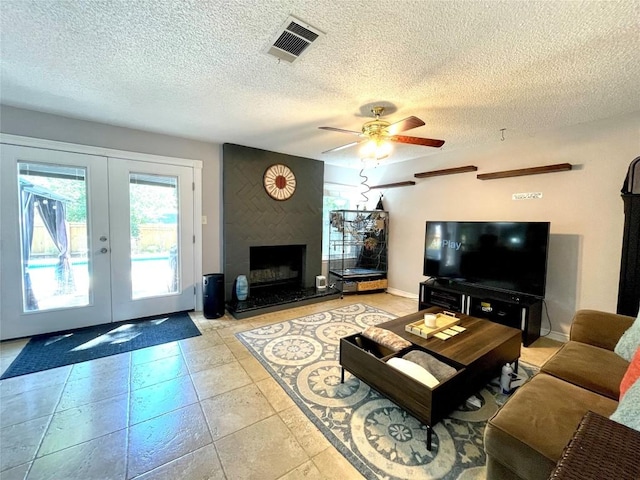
[
  {"xmin": 386, "ymin": 288, "xmax": 418, "ymax": 299},
  {"xmin": 540, "ymin": 330, "xmax": 569, "ymax": 343}
]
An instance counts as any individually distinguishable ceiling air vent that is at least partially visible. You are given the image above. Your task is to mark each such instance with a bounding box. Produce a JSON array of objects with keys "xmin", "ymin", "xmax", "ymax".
[{"xmin": 265, "ymin": 15, "xmax": 324, "ymax": 63}]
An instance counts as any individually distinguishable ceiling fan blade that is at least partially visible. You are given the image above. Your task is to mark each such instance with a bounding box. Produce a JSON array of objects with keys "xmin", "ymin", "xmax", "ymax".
[
  {"xmin": 319, "ymin": 126, "xmax": 363, "ymax": 136},
  {"xmin": 391, "ymin": 135, "xmax": 445, "ymax": 148},
  {"xmin": 385, "ymin": 116, "xmax": 425, "ymax": 135},
  {"xmin": 322, "ymin": 140, "xmax": 363, "ymax": 154}
]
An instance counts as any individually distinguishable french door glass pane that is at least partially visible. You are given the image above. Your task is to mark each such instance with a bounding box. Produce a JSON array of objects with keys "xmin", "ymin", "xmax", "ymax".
[
  {"xmin": 129, "ymin": 173, "xmax": 179, "ymax": 299},
  {"xmin": 18, "ymin": 162, "xmax": 89, "ymax": 312}
]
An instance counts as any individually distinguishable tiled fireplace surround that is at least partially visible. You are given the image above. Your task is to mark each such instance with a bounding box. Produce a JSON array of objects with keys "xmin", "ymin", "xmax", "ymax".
[{"xmin": 223, "ymin": 144, "xmax": 336, "ymax": 317}]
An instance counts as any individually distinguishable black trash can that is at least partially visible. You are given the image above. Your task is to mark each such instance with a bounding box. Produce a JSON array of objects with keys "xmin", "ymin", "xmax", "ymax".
[{"xmin": 203, "ymin": 273, "xmax": 225, "ymax": 319}]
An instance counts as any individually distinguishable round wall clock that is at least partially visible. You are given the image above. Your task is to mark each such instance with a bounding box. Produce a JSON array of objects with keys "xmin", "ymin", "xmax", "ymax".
[{"xmin": 263, "ymin": 164, "xmax": 296, "ymax": 201}]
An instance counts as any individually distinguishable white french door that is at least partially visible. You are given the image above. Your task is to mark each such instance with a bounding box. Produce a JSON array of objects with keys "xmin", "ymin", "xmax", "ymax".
[
  {"xmin": 0, "ymin": 144, "xmax": 196, "ymax": 340},
  {"xmin": 108, "ymin": 158, "xmax": 194, "ymax": 321}
]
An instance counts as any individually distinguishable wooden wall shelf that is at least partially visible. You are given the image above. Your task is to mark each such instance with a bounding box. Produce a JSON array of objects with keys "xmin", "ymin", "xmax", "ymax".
[
  {"xmin": 414, "ymin": 165, "xmax": 478, "ymax": 178},
  {"xmin": 477, "ymin": 163, "xmax": 573, "ymax": 180},
  {"xmin": 370, "ymin": 181, "xmax": 416, "ymax": 189},
  {"xmin": 370, "ymin": 163, "xmax": 572, "ymax": 189}
]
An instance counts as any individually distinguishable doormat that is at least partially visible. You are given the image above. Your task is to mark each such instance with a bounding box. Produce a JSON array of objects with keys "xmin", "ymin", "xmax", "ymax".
[
  {"xmin": 0, "ymin": 312, "xmax": 201, "ymax": 380},
  {"xmin": 236, "ymin": 303, "xmax": 537, "ymax": 480}
]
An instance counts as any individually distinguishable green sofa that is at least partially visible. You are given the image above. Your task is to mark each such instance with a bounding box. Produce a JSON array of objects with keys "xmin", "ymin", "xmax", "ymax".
[{"xmin": 484, "ymin": 309, "xmax": 634, "ymax": 480}]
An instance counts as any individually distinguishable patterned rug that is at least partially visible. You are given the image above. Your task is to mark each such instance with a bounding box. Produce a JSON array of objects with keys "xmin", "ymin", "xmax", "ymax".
[{"xmin": 236, "ymin": 303, "xmax": 536, "ymax": 480}]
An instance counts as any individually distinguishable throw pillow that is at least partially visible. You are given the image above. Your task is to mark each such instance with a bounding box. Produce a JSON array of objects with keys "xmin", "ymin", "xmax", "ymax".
[
  {"xmin": 614, "ymin": 308, "xmax": 640, "ymax": 361},
  {"xmin": 620, "ymin": 346, "xmax": 640, "ymax": 398},
  {"xmin": 362, "ymin": 326, "xmax": 411, "ymax": 352},
  {"xmin": 402, "ymin": 350, "xmax": 457, "ymax": 382},
  {"xmin": 610, "ymin": 377, "xmax": 640, "ymax": 432},
  {"xmin": 387, "ymin": 357, "xmax": 440, "ymax": 389}
]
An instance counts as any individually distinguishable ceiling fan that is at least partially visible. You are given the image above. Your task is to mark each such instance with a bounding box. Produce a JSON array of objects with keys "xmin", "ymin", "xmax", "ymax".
[{"xmin": 319, "ymin": 106, "xmax": 445, "ymax": 159}]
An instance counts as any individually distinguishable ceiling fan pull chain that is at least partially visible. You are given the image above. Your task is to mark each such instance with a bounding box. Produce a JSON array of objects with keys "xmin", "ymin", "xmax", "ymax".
[{"xmin": 359, "ymin": 168, "xmax": 370, "ymax": 207}]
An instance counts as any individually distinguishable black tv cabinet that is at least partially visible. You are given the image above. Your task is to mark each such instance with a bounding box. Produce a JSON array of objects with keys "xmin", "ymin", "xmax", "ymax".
[{"xmin": 419, "ymin": 280, "xmax": 542, "ymax": 346}]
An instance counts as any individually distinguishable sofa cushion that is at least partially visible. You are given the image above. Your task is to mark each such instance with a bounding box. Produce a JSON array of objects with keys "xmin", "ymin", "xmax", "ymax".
[
  {"xmin": 485, "ymin": 373, "xmax": 618, "ymax": 480},
  {"xmin": 570, "ymin": 309, "xmax": 634, "ymax": 351},
  {"xmin": 541, "ymin": 341, "xmax": 629, "ymax": 400}
]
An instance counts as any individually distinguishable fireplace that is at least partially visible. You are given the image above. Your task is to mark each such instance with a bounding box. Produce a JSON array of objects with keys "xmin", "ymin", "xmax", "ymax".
[
  {"xmin": 226, "ymin": 243, "xmax": 339, "ymax": 318},
  {"xmin": 249, "ymin": 245, "xmax": 305, "ymax": 296},
  {"xmin": 222, "ymin": 144, "xmax": 340, "ymax": 318}
]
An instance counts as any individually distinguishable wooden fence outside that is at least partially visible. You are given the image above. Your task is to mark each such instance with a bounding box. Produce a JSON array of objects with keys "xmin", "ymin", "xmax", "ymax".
[{"xmin": 31, "ymin": 222, "xmax": 177, "ymax": 256}]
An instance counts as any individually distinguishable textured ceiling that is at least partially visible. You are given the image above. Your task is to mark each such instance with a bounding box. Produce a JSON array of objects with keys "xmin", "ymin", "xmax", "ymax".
[{"xmin": 1, "ymin": 0, "xmax": 639, "ymax": 167}]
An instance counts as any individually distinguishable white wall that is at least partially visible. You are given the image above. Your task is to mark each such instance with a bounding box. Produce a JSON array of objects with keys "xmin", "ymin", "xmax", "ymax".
[
  {"xmin": 0, "ymin": 105, "xmax": 223, "ymax": 275},
  {"xmin": 345, "ymin": 112, "xmax": 639, "ymax": 337},
  {"xmin": 324, "ymin": 164, "xmax": 364, "ymax": 186}
]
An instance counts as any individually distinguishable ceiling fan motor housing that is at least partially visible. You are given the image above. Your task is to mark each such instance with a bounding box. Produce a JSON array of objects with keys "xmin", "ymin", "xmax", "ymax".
[{"xmin": 362, "ymin": 119, "xmax": 391, "ymax": 137}]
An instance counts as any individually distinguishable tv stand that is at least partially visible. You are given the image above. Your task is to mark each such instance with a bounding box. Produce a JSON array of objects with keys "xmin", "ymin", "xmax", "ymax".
[{"xmin": 419, "ymin": 280, "xmax": 542, "ymax": 346}]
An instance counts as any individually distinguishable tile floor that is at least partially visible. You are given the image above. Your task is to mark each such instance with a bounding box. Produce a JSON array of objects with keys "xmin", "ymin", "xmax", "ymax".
[{"xmin": 0, "ymin": 293, "xmax": 561, "ymax": 480}]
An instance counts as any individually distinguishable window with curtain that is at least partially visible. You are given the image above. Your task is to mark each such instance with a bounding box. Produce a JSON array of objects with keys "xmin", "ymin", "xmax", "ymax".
[{"xmin": 322, "ymin": 183, "xmax": 360, "ymax": 260}]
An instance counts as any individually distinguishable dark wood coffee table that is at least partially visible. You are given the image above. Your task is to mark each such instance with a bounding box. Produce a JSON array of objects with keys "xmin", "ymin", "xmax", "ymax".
[{"xmin": 340, "ymin": 307, "xmax": 521, "ymax": 449}]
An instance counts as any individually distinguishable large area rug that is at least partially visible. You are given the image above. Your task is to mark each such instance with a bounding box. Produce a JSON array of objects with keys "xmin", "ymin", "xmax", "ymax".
[
  {"xmin": 1, "ymin": 311, "xmax": 200, "ymax": 380},
  {"xmin": 236, "ymin": 303, "xmax": 536, "ymax": 480}
]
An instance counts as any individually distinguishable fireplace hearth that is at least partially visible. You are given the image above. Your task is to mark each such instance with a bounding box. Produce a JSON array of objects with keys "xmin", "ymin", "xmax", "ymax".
[
  {"xmin": 227, "ymin": 244, "xmax": 340, "ymax": 318},
  {"xmin": 227, "ymin": 286, "xmax": 341, "ymax": 319}
]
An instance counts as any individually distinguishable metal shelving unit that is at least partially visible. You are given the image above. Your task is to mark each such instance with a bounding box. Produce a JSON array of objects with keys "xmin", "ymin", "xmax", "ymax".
[{"xmin": 328, "ymin": 210, "xmax": 388, "ymax": 294}]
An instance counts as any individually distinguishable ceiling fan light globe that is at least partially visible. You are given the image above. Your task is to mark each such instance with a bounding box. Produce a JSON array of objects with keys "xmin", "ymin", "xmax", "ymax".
[
  {"xmin": 360, "ymin": 138, "xmax": 392, "ymax": 159},
  {"xmin": 377, "ymin": 141, "xmax": 392, "ymax": 158},
  {"xmin": 360, "ymin": 139, "xmax": 378, "ymax": 157}
]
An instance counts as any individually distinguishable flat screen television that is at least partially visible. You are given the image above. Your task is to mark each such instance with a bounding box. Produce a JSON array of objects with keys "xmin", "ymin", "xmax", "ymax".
[{"xmin": 423, "ymin": 221, "xmax": 550, "ymax": 298}]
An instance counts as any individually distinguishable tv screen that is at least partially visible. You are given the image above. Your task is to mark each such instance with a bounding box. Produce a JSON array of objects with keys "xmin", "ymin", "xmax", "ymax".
[{"xmin": 423, "ymin": 221, "xmax": 550, "ymax": 298}]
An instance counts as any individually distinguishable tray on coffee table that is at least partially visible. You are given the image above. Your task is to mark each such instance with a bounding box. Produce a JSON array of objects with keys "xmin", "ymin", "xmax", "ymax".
[{"xmin": 405, "ymin": 311, "xmax": 461, "ymax": 339}]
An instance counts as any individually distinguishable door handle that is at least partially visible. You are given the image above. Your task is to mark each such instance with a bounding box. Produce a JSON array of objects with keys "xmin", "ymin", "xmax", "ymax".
[
  {"xmin": 100, "ymin": 247, "xmax": 109, "ymax": 254},
  {"xmin": 100, "ymin": 236, "xmax": 107, "ymax": 242}
]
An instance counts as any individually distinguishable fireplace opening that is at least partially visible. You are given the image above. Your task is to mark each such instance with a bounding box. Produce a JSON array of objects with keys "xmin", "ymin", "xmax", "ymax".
[
  {"xmin": 249, "ymin": 245, "xmax": 306, "ymax": 296},
  {"xmin": 227, "ymin": 243, "xmax": 339, "ymax": 318}
]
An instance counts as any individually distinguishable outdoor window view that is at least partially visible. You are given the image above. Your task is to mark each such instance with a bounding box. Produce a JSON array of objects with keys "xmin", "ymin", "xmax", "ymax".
[
  {"xmin": 322, "ymin": 183, "xmax": 360, "ymax": 260},
  {"xmin": 18, "ymin": 163, "xmax": 180, "ymax": 313},
  {"xmin": 19, "ymin": 162, "xmax": 89, "ymax": 312},
  {"xmin": 128, "ymin": 173, "xmax": 179, "ymax": 299}
]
